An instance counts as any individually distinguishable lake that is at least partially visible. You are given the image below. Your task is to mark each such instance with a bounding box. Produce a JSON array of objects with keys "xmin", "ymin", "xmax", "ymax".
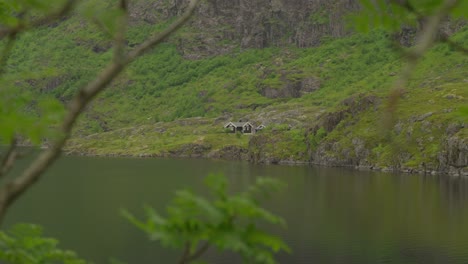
[{"xmin": 4, "ymin": 156, "xmax": 468, "ymax": 263}]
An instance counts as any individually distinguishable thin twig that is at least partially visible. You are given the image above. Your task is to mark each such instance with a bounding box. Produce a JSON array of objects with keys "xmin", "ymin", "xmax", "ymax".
[
  {"xmin": 114, "ymin": 0, "xmax": 128, "ymax": 64},
  {"xmin": 383, "ymin": 0, "xmax": 460, "ymax": 130},
  {"xmin": 178, "ymin": 242, "xmax": 191, "ymax": 264},
  {"xmin": 0, "ymin": 138, "xmax": 17, "ymax": 179},
  {"xmin": 185, "ymin": 241, "xmax": 210, "ymax": 263},
  {"xmin": 91, "ymin": 18, "xmax": 113, "ymax": 39}
]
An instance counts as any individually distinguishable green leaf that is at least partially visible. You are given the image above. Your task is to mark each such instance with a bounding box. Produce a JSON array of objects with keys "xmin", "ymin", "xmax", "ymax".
[
  {"xmin": 360, "ymin": 0, "xmax": 375, "ymax": 11},
  {"xmin": 246, "ymin": 229, "xmax": 291, "ymax": 253},
  {"xmin": 451, "ymin": 0, "xmax": 468, "ymax": 19},
  {"xmin": 0, "ymin": 223, "xmax": 88, "ymax": 264},
  {"xmin": 124, "ymin": 174, "xmax": 288, "ymax": 263},
  {"xmin": 78, "ymin": 1, "xmax": 126, "ymax": 38},
  {"xmin": 204, "ymin": 173, "xmax": 228, "ymax": 199}
]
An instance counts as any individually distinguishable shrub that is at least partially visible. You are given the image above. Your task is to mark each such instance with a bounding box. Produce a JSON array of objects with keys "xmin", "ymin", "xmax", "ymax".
[
  {"xmin": 0, "ymin": 224, "xmax": 88, "ymax": 264},
  {"xmin": 123, "ymin": 174, "xmax": 290, "ymax": 264}
]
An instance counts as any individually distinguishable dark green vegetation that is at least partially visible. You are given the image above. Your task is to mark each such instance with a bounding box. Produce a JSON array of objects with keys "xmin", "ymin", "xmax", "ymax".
[
  {"xmin": 123, "ymin": 174, "xmax": 289, "ymax": 264},
  {"xmin": 4, "ymin": 3, "xmax": 468, "ymax": 174},
  {"xmin": 0, "ymin": 224, "xmax": 86, "ymax": 264}
]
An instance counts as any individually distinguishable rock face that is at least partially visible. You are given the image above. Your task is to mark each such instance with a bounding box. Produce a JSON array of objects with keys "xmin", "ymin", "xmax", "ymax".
[
  {"xmin": 318, "ymin": 94, "xmax": 379, "ymax": 132},
  {"xmin": 167, "ymin": 143, "xmax": 212, "ymax": 158},
  {"xmin": 308, "ymin": 95, "xmax": 467, "ymax": 176},
  {"xmin": 438, "ymin": 129, "xmax": 468, "ymax": 176},
  {"xmin": 208, "ymin": 145, "xmax": 249, "ymax": 160},
  {"xmin": 129, "ymin": 0, "xmax": 360, "ymax": 57},
  {"xmin": 260, "ymin": 71, "xmax": 321, "ymax": 99}
]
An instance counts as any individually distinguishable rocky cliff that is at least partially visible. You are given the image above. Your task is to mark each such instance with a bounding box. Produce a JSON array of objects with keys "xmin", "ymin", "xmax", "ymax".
[{"xmin": 130, "ymin": 0, "xmax": 359, "ymax": 57}]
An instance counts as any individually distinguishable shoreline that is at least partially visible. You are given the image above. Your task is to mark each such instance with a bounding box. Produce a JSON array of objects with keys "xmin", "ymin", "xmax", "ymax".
[
  {"xmin": 63, "ymin": 147, "xmax": 468, "ymax": 177},
  {"xmin": 6, "ymin": 144, "xmax": 465, "ymax": 177}
]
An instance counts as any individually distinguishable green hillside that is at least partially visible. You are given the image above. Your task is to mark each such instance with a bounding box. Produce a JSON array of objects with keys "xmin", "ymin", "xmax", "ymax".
[{"xmin": 3, "ymin": 5, "xmax": 467, "ymax": 175}]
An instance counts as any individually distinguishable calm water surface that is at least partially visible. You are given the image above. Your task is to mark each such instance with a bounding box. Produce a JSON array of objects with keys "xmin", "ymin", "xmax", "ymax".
[{"xmin": 5, "ymin": 156, "xmax": 468, "ymax": 263}]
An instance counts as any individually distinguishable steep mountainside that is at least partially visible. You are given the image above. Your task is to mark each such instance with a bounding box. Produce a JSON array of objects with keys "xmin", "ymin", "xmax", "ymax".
[
  {"xmin": 130, "ymin": 0, "xmax": 359, "ymax": 55},
  {"xmin": 4, "ymin": 0, "xmax": 468, "ymax": 175}
]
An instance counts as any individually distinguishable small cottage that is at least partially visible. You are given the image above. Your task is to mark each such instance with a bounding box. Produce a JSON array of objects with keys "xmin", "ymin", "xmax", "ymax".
[{"xmin": 224, "ymin": 121, "xmax": 254, "ymax": 134}]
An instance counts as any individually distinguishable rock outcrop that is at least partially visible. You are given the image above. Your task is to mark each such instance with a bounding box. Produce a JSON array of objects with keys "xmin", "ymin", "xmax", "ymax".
[
  {"xmin": 129, "ymin": 0, "xmax": 360, "ymax": 57},
  {"xmin": 438, "ymin": 128, "xmax": 468, "ymax": 176},
  {"xmin": 259, "ymin": 70, "xmax": 321, "ymax": 99},
  {"xmin": 308, "ymin": 96, "xmax": 467, "ymax": 176}
]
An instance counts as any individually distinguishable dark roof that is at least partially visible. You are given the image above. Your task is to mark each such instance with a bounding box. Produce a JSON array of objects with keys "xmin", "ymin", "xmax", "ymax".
[{"xmin": 224, "ymin": 122, "xmax": 253, "ymax": 128}]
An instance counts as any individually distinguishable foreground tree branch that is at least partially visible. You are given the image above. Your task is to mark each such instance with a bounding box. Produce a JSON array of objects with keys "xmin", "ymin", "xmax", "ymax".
[
  {"xmin": 178, "ymin": 242, "xmax": 191, "ymax": 264},
  {"xmin": 0, "ymin": 138, "xmax": 17, "ymax": 179},
  {"xmin": 0, "ymin": 0, "xmax": 200, "ymax": 223},
  {"xmin": 178, "ymin": 241, "xmax": 211, "ymax": 264},
  {"xmin": 182, "ymin": 241, "xmax": 210, "ymax": 264},
  {"xmin": 383, "ymin": 0, "xmax": 460, "ymax": 130}
]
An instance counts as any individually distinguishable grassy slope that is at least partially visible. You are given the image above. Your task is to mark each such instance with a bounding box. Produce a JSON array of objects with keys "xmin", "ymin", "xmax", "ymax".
[{"xmin": 4, "ymin": 10, "xmax": 467, "ymax": 170}]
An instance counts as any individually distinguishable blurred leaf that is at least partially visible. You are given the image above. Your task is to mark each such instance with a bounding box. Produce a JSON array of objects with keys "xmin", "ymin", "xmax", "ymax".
[
  {"xmin": 245, "ymin": 228, "xmax": 291, "ymax": 253},
  {"xmin": 78, "ymin": 1, "xmax": 126, "ymax": 38},
  {"xmin": 204, "ymin": 173, "xmax": 227, "ymax": 199},
  {"xmin": 0, "ymin": 85, "xmax": 64, "ymax": 144},
  {"xmin": 409, "ymin": 0, "xmax": 444, "ymax": 15},
  {"xmin": 0, "ymin": 223, "xmax": 88, "ymax": 264},
  {"xmin": 124, "ymin": 174, "xmax": 288, "ymax": 263},
  {"xmin": 0, "ymin": 1, "xmax": 20, "ymax": 26},
  {"xmin": 451, "ymin": 0, "xmax": 468, "ymax": 19},
  {"xmin": 354, "ymin": 0, "xmax": 461, "ymax": 32}
]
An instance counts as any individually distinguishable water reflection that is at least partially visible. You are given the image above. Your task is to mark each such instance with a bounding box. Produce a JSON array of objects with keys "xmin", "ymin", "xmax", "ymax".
[
  {"xmin": 4, "ymin": 156, "xmax": 468, "ymax": 263},
  {"xmin": 269, "ymin": 169, "xmax": 468, "ymax": 264}
]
